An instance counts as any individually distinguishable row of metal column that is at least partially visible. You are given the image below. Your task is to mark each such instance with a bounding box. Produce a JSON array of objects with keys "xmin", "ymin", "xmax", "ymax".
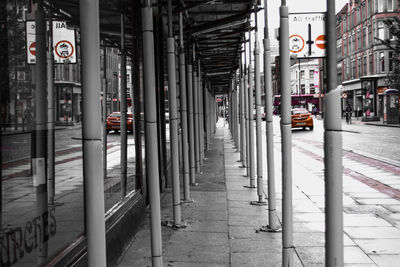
[
  {"xmin": 30, "ymin": 0, "xmax": 218, "ymax": 266},
  {"xmin": 227, "ymin": 1, "xmax": 343, "ymax": 267},
  {"xmin": 151, "ymin": 0, "xmax": 217, "ymax": 265}
]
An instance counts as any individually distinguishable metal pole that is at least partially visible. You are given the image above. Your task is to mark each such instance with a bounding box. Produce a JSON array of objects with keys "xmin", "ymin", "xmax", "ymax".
[
  {"xmin": 262, "ymin": 0, "xmax": 279, "ymax": 231},
  {"xmin": 79, "ymin": 0, "xmax": 107, "ymax": 265},
  {"xmin": 325, "ymin": 0, "xmax": 344, "ymax": 266},
  {"xmin": 47, "ymin": 8, "xmax": 55, "ymax": 205},
  {"xmin": 235, "ymin": 78, "xmax": 240, "ymax": 152},
  {"xmin": 142, "ymin": 2, "xmax": 163, "ymax": 266},
  {"xmin": 187, "ymin": 61, "xmax": 196, "ymax": 184},
  {"xmin": 193, "ymin": 45, "xmax": 201, "ymax": 173},
  {"xmin": 34, "ymin": 1, "xmax": 49, "ymax": 263},
  {"xmin": 167, "ymin": 0, "xmax": 182, "ymax": 226},
  {"xmin": 120, "ymin": 13, "xmax": 128, "ymax": 198},
  {"xmin": 280, "ymin": 1, "xmax": 294, "ymax": 265},
  {"xmin": 247, "ymin": 30, "xmax": 256, "ymax": 189},
  {"xmin": 102, "ymin": 46, "xmax": 108, "ymax": 182},
  {"xmin": 198, "ymin": 61, "xmax": 205, "ymax": 163},
  {"xmin": 207, "ymin": 87, "xmax": 211, "ymax": 150},
  {"xmin": 179, "ymin": 12, "xmax": 191, "ymax": 201},
  {"xmin": 244, "ymin": 45, "xmax": 250, "ymax": 177},
  {"xmin": 253, "ymin": 28, "xmax": 265, "ymax": 204},
  {"xmin": 239, "ymin": 63, "xmax": 246, "ymax": 167}
]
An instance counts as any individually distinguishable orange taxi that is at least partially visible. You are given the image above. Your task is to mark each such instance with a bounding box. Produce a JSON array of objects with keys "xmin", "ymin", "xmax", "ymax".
[
  {"xmin": 291, "ymin": 108, "xmax": 313, "ymax": 130},
  {"xmin": 106, "ymin": 112, "xmax": 133, "ymax": 133}
]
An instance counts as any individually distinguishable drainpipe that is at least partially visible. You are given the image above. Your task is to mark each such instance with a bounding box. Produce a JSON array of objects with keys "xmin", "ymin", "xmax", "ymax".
[
  {"xmin": 142, "ymin": 2, "xmax": 163, "ymax": 266},
  {"xmin": 47, "ymin": 7, "xmax": 55, "ymax": 205},
  {"xmin": 244, "ymin": 42, "xmax": 250, "ymax": 178},
  {"xmin": 193, "ymin": 44, "xmax": 201, "ymax": 173},
  {"xmin": 120, "ymin": 13, "xmax": 128, "ymax": 198},
  {"xmin": 79, "ymin": 0, "xmax": 107, "ymax": 265},
  {"xmin": 252, "ymin": 23, "xmax": 265, "ymax": 204},
  {"xmin": 198, "ymin": 60, "xmax": 205, "ymax": 163},
  {"xmin": 262, "ymin": 0, "xmax": 279, "ymax": 232},
  {"xmin": 325, "ymin": 1, "xmax": 344, "ymax": 266},
  {"xmin": 34, "ymin": 1, "xmax": 49, "ymax": 263},
  {"xmin": 179, "ymin": 12, "xmax": 191, "ymax": 202},
  {"xmin": 246, "ymin": 30, "xmax": 256, "ymax": 189},
  {"xmin": 187, "ymin": 57, "xmax": 196, "ymax": 184},
  {"xmin": 239, "ymin": 61, "xmax": 246, "ymax": 168},
  {"xmin": 167, "ymin": 0, "xmax": 182, "ymax": 226},
  {"xmin": 280, "ymin": 1, "xmax": 294, "ymax": 265},
  {"xmin": 102, "ymin": 46, "xmax": 108, "ymax": 182}
]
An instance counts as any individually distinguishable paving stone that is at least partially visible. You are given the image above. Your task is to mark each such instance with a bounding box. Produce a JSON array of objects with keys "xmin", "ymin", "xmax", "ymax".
[
  {"xmin": 369, "ymin": 254, "xmax": 400, "ymax": 267},
  {"xmin": 355, "ymin": 239, "xmax": 400, "ymax": 254},
  {"xmin": 343, "ymin": 214, "xmax": 392, "ymax": 227},
  {"xmin": 344, "ymin": 246, "xmax": 375, "ymax": 264},
  {"xmin": 345, "ymin": 226, "xmax": 400, "ymax": 239}
]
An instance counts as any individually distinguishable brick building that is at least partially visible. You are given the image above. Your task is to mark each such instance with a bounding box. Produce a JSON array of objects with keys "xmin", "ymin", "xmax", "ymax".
[{"xmin": 337, "ymin": 0, "xmax": 400, "ymax": 120}]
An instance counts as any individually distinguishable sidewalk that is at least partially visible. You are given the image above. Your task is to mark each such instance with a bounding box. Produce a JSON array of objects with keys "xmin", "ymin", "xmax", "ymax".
[
  {"xmin": 117, "ymin": 120, "xmax": 293, "ymax": 266},
  {"xmin": 117, "ymin": 119, "xmax": 400, "ymax": 267}
]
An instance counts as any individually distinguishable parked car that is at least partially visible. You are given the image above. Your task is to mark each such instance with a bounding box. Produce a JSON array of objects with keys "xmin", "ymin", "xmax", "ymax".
[
  {"xmin": 291, "ymin": 108, "xmax": 313, "ymax": 130},
  {"xmin": 106, "ymin": 112, "xmax": 133, "ymax": 133}
]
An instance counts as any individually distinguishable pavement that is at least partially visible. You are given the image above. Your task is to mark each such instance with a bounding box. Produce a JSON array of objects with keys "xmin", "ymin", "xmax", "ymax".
[{"xmin": 117, "ymin": 118, "xmax": 400, "ymax": 267}]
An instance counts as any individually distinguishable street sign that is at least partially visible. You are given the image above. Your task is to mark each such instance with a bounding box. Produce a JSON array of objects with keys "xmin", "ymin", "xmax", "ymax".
[
  {"xmin": 26, "ymin": 21, "xmax": 76, "ymax": 64},
  {"xmin": 289, "ymin": 13, "xmax": 326, "ymax": 58},
  {"xmin": 289, "ymin": 34, "xmax": 305, "ymax": 53}
]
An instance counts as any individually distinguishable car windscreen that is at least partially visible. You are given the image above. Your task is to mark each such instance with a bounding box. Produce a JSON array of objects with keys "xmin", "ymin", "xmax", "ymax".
[{"xmin": 291, "ymin": 110, "xmax": 309, "ymax": 115}]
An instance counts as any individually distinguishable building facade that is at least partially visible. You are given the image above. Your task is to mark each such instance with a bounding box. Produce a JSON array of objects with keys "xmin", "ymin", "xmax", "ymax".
[{"xmin": 337, "ymin": 0, "xmax": 400, "ymax": 120}]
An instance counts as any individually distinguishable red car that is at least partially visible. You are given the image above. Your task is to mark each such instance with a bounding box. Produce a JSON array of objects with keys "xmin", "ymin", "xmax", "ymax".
[{"xmin": 106, "ymin": 112, "xmax": 133, "ymax": 133}]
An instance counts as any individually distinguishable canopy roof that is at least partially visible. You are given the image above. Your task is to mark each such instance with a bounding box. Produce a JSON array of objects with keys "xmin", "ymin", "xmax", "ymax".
[{"xmin": 50, "ymin": 0, "xmax": 258, "ymax": 94}]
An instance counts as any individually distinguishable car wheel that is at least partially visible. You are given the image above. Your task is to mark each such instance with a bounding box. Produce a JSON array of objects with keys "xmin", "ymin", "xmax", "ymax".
[{"xmin": 309, "ymin": 126, "xmax": 314, "ymax": 131}]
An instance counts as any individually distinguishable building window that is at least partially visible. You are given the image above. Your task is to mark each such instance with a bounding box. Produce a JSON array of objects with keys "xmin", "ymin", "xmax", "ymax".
[
  {"xmin": 378, "ymin": 21, "xmax": 385, "ymax": 41},
  {"xmin": 363, "ymin": 55, "xmax": 367, "ymax": 76},
  {"xmin": 310, "ymin": 84, "xmax": 315, "ymax": 94},
  {"xmin": 357, "ymin": 30, "xmax": 361, "ymax": 51},
  {"xmin": 352, "ymin": 34, "xmax": 356, "ymax": 53},
  {"xmin": 352, "ymin": 59, "xmax": 356, "ymax": 79},
  {"xmin": 368, "ymin": 24, "xmax": 372, "ymax": 46},
  {"xmin": 369, "ymin": 54, "xmax": 373, "ymax": 74},
  {"xmin": 358, "ymin": 57, "xmax": 362, "ymax": 77},
  {"xmin": 389, "ymin": 51, "xmax": 394, "ymax": 71},
  {"xmin": 301, "ymin": 84, "xmax": 305, "ymax": 94},
  {"xmin": 309, "ymin": 70, "xmax": 314, "ymax": 80},
  {"xmin": 300, "ymin": 70, "xmax": 305, "ymax": 79},
  {"xmin": 344, "ymin": 36, "xmax": 347, "ymax": 56},
  {"xmin": 388, "ymin": 0, "xmax": 394, "ymax": 11},
  {"xmin": 363, "ymin": 27, "xmax": 367, "ymax": 47},
  {"xmin": 368, "ymin": 0, "xmax": 373, "ymax": 17},
  {"xmin": 376, "ymin": 0, "xmax": 384, "ymax": 13},
  {"xmin": 380, "ymin": 52, "xmax": 385, "ymax": 72}
]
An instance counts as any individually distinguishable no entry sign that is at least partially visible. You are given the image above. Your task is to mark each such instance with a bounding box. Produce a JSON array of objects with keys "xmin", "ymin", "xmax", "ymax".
[{"xmin": 289, "ymin": 13, "xmax": 326, "ymax": 58}]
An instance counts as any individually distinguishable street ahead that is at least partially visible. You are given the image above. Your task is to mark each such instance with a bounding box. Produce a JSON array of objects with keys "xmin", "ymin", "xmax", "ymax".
[{"xmin": 262, "ymin": 116, "xmax": 400, "ymax": 266}]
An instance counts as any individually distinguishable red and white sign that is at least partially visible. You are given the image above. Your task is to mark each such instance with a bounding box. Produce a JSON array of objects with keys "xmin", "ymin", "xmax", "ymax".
[
  {"xmin": 315, "ymin": 35, "xmax": 326, "ymax": 49},
  {"xmin": 26, "ymin": 21, "xmax": 76, "ymax": 64},
  {"xmin": 55, "ymin": 40, "xmax": 74, "ymax": 59},
  {"xmin": 289, "ymin": 34, "xmax": 305, "ymax": 53},
  {"xmin": 289, "ymin": 13, "xmax": 326, "ymax": 58},
  {"xmin": 29, "ymin": 42, "xmax": 36, "ymax": 56}
]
